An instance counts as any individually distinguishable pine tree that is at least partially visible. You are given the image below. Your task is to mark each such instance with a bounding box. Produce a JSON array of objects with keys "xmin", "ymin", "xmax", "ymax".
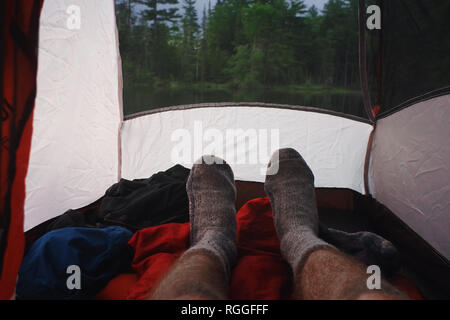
[
  {"xmin": 182, "ymin": 0, "xmax": 199, "ymax": 48},
  {"xmin": 202, "ymin": 5, "xmax": 208, "ymax": 37},
  {"xmin": 137, "ymin": 0, "xmax": 181, "ymax": 27},
  {"xmin": 135, "ymin": 0, "xmax": 181, "ymax": 80},
  {"xmin": 181, "ymin": 0, "xmax": 200, "ymax": 80}
]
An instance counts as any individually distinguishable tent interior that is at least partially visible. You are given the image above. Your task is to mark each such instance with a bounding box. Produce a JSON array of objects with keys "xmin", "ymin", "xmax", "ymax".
[{"xmin": 0, "ymin": 0, "xmax": 449, "ymax": 299}]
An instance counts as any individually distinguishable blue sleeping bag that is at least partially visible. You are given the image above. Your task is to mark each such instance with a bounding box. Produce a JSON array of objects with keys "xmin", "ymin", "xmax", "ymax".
[{"xmin": 16, "ymin": 226, "xmax": 133, "ymax": 300}]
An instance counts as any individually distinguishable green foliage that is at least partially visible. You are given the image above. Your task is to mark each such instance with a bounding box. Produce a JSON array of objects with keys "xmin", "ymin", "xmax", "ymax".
[
  {"xmin": 180, "ymin": 0, "xmax": 200, "ymax": 80},
  {"xmin": 116, "ymin": 0, "xmax": 361, "ymax": 90}
]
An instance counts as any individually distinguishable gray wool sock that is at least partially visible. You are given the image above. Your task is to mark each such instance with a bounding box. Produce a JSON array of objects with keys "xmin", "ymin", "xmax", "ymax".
[
  {"xmin": 319, "ymin": 226, "xmax": 400, "ymax": 277},
  {"xmin": 264, "ymin": 148, "xmax": 333, "ymax": 274},
  {"xmin": 185, "ymin": 155, "xmax": 237, "ymax": 280}
]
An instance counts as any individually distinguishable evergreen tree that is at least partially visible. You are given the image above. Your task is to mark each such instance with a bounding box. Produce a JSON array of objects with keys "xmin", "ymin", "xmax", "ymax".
[
  {"xmin": 137, "ymin": 0, "xmax": 181, "ymax": 27},
  {"xmin": 135, "ymin": 0, "xmax": 181, "ymax": 80},
  {"xmin": 182, "ymin": 0, "xmax": 199, "ymax": 48},
  {"xmin": 181, "ymin": 0, "xmax": 200, "ymax": 80}
]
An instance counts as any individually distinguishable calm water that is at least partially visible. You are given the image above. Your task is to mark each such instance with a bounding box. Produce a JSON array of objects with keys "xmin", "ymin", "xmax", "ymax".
[{"xmin": 123, "ymin": 86, "xmax": 366, "ymax": 119}]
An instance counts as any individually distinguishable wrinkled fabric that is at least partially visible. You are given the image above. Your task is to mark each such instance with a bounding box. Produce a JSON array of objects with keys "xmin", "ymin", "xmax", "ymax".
[
  {"xmin": 46, "ymin": 165, "xmax": 190, "ymax": 232},
  {"xmin": 17, "ymin": 226, "xmax": 133, "ymax": 300}
]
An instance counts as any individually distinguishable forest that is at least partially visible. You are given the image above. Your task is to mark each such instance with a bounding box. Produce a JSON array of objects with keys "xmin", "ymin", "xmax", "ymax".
[{"xmin": 115, "ymin": 0, "xmax": 363, "ymax": 113}]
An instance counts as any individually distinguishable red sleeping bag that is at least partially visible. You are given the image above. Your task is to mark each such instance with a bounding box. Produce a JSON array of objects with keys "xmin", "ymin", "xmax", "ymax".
[{"xmin": 96, "ymin": 197, "xmax": 422, "ymax": 300}]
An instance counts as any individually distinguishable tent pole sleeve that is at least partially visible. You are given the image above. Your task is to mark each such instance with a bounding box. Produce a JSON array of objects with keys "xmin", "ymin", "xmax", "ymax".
[
  {"xmin": 363, "ymin": 124, "xmax": 376, "ymax": 195},
  {"xmin": 358, "ymin": 0, "xmax": 375, "ymax": 123}
]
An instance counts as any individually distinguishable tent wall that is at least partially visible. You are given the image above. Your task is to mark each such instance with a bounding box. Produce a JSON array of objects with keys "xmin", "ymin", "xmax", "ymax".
[
  {"xmin": 121, "ymin": 105, "xmax": 372, "ymax": 194},
  {"xmin": 24, "ymin": 0, "xmax": 122, "ymax": 231},
  {"xmin": 369, "ymin": 95, "xmax": 450, "ymax": 260}
]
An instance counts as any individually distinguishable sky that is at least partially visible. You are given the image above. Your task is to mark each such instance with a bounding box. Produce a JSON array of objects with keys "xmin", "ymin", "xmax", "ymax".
[
  {"xmin": 134, "ymin": 1, "xmax": 330, "ymax": 22},
  {"xmin": 194, "ymin": 0, "xmax": 329, "ymax": 17}
]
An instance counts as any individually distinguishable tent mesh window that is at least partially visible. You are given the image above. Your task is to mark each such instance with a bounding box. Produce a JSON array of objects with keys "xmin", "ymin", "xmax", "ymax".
[
  {"xmin": 115, "ymin": 0, "xmax": 367, "ymax": 118},
  {"xmin": 367, "ymin": 0, "xmax": 450, "ymax": 117}
]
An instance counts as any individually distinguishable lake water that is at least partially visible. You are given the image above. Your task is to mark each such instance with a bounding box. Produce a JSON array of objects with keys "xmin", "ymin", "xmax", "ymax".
[{"xmin": 123, "ymin": 86, "xmax": 366, "ymax": 119}]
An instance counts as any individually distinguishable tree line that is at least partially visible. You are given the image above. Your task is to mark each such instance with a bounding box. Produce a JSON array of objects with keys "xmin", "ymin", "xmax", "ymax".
[{"xmin": 115, "ymin": 0, "xmax": 360, "ymax": 91}]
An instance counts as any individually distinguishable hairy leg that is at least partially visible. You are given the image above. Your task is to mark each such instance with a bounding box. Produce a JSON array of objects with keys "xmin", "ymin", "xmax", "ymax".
[
  {"xmin": 295, "ymin": 248, "xmax": 406, "ymax": 300},
  {"xmin": 151, "ymin": 249, "xmax": 228, "ymax": 300}
]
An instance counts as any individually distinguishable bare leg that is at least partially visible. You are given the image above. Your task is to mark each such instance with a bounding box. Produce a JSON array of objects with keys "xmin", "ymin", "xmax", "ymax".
[
  {"xmin": 295, "ymin": 248, "xmax": 406, "ymax": 300},
  {"xmin": 265, "ymin": 148, "xmax": 407, "ymax": 300},
  {"xmin": 151, "ymin": 249, "xmax": 228, "ymax": 300},
  {"xmin": 150, "ymin": 155, "xmax": 237, "ymax": 300}
]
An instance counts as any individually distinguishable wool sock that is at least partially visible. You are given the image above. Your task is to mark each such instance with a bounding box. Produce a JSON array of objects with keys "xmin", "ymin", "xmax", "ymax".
[
  {"xmin": 319, "ymin": 226, "xmax": 400, "ymax": 277},
  {"xmin": 185, "ymin": 155, "xmax": 237, "ymax": 280},
  {"xmin": 264, "ymin": 148, "xmax": 334, "ymax": 275}
]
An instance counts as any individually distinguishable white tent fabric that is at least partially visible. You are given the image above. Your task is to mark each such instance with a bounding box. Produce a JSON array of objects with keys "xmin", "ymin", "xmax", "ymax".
[
  {"xmin": 121, "ymin": 106, "xmax": 372, "ymax": 193},
  {"xmin": 369, "ymin": 95, "xmax": 450, "ymax": 259},
  {"xmin": 24, "ymin": 0, "xmax": 122, "ymax": 231}
]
